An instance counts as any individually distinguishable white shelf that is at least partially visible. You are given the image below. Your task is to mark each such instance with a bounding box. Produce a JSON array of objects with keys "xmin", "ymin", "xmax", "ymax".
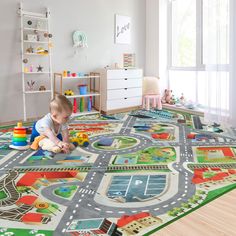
[
  {"xmin": 24, "ymin": 72, "xmax": 51, "ymax": 74},
  {"xmin": 23, "ymin": 14, "xmax": 48, "ymax": 20},
  {"xmin": 24, "ymin": 90, "xmax": 51, "ymax": 94},
  {"xmin": 65, "ymin": 93, "xmax": 100, "ymax": 99},
  {"xmin": 54, "ymin": 72, "xmax": 102, "ymax": 115},
  {"xmin": 24, "ymin": 27, "xmax": 48, "ymax": 32},
  {"xmin": 71, "ymin": 110, "xmax": 100, "ymax": 117},
  {"xmin": 24, "ymin": 53, "xmax": 50, "ymax": 56},
  {"xmin": 20, "ymin": 3, "xmax": 53, "ymax": 121},
  {"xmin": 62, "ymin": 75, "xmax": 100, "ymax": 79},
  {"xmin": 24, "ymin": 40, "xmax": 49, "ymax": 44}
]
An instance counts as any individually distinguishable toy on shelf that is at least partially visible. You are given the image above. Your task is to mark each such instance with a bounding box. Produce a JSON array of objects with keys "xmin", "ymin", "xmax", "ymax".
[
  {"xmin": 70, "ymin": 132, "xmax": 89, "ymax": 147},
  {"xmin": 64, "ymin": 89, "xmax": 74, "ymax": 96},
  {"xmin": 36, "ymin": 47, "xmax": 48, "ymax": 55},
  {"xmin": 39, "ymin": 85, "xmax": 46, "ymax": 91},
  {"xmin": 78, "ymin": 84, "xmax": 87, "ymax": 95},
  {"xmin": 26, "ymin": 46, "xmax": 34, "ymax": 53},
  {"xmin": 88, "ymin": 96, "xmax": 92, "ymax": 111},
  {"xmin": 162, "ymin": 89, "xmax": 175, "ymax": 105},
  {"xmin": 179, "ymin": 93, "xmax": 185, "ymax": 105},
  {"xmin": 123, "ymin": 53, "xmax": 135, "ymax": 68},
  {"xmin": 29, "ymin": 65, "xmax": 33, "ymax": 72},
  {"xmin": 27, "ymin": 80, "xmax": 35, "ymax": 91},
  {"xmin": 9, "ymin": 122, "xmax": 30, "ymax": 150},
  {"xmin": 23, "ymin": 58, "xmax": 28, "ymax": 64},
  {"xmin": 44, "ymin": 32, "xmax": 53, "ymax": 38},
  {"xmin": 36, "ymin": 65, "xmax": 43, "ymax": 72},
  {"xmin": 79, "ymin": 97, "xmax": 85, "ymax": 112},
  {"xmin": 73, "ymin": 98, "xmax": 77, "ymax": 113}
]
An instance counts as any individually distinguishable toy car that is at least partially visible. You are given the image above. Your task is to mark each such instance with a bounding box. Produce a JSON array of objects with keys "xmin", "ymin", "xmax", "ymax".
[
  {"xmin": 64, "ymin": 89, "xmax": 74, "ymax": 96},
  {"xmin": 70, "ymin": 132, "xmax": 89, "ymax": 147}
]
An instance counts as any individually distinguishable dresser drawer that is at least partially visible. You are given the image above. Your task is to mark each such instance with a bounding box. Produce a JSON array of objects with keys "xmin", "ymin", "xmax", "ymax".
[
  {"xmin": 107, "ymin": 87, "xmax": 142, "ymax": 100},
  {"xmin": 107, "ymin": 78, "xmax": 142, "ymax": 90},
  {"xmin": 107, "ymin": 69, "xmax": 142, "ymax": 79},
  {"xmin": 107, "ymin": 97, "xmax": 142, "ymax": 110}
]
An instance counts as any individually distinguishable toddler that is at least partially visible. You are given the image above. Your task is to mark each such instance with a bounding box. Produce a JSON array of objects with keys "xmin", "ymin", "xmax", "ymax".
[{"xmin": 30, "ymin": 94, "xmax": 75, "ymax": 153}]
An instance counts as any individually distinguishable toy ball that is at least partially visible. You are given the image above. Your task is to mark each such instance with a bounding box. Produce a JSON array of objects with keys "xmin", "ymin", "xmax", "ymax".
[
  {"xmin": 27, "ymin": 20, "xmax": 32, "ymax": 25},
  {"xmin": 23, "ymin": 58, "xmax": 28, "ymax": 64},
  {"xmin": 48, "ymin": 33, "xmax": 53, "ymax": 38},
  {"xmin": 44, "ymin": 32, "xmax": 48, "ymax": 38}
]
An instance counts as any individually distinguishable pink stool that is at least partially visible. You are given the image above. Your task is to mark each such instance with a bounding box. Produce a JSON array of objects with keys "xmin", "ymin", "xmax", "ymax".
[{"xmin": 142, "ymin": 94, "xmax": 162, "ymax": 110}]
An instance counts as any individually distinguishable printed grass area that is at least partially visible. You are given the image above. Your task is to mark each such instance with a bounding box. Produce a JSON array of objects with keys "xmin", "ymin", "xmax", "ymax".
[
  {"xmin": 203, "ymin": 183, "xmax": 236, "ymax": 203},
  {"xmin": 196, "ymin": 147, "xmax": 236, "ymax": 163},
  {"xmin": 94, "ymin": 136, "xmax": 138, "ymax": 150},
  {"xmin": 0, "ymin": 228, "xmax": 53, "ymax": 236},
  {"xmin": 0, "ymin": 190, "xmax": 7, "ymax": 200},
  {"xmin": 112, "ymin": 146, "xmax": 176, "ymax": 165},
  {"xmin": 54, "ymin": 185, "xmax": 77, "ymax": 198}
]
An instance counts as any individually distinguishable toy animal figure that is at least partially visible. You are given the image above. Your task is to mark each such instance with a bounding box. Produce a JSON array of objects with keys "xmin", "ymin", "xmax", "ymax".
[
  {"xmin": 162, "ymin": 89, "xmax": 175, "ymax": 104},
  {"xmin": 31, "ymin": 135, "xmax": 74, "ymax": 153},
  {"xmin": 179, "ymin": 93, "xmax": 185, "ymax": 105}
]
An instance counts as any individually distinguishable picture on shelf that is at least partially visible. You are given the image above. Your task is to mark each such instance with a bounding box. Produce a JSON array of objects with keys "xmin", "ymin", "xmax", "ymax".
[
  {"xmin": 26, "ymin": 34, "xmax": 38, "ymax": 41},
  {"xmin": 115, "ymin": 14, "xmax": 131, "ymax": 44}
]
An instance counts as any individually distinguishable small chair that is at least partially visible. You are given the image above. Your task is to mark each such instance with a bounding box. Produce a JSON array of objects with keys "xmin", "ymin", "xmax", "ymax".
[{"xmin": 142, "ymin": 76, "xmax": 162, "ymax": 110}]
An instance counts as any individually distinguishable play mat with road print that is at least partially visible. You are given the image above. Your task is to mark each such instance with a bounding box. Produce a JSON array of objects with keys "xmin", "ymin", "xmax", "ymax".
[{"xmin": 0, "ymin": 109, "xmax": 236, "ymax": 236}]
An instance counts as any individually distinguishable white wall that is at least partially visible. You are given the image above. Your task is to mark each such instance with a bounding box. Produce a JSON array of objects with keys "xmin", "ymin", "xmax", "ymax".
[
  {"xmin": 146, "ymin": 0, "xmax": 159, "ymax": 76},
  {"xmin": 0, "ymin": 0, "xmax": 146, "ymax": 123},
  {"xmin": 146, "ymin": 0, "xmax": 168, "ymax": 91}
]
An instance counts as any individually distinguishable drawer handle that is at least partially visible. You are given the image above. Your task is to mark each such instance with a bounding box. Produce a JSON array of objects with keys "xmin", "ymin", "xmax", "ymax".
[
  {"xmin": 124, "ymin": 88, "xmax": 127, "ymax": 90},
  {"xmin": 124, "ymin": 97, "xmax": 127, "ymax": 99},
  {"xmin": 124, "ymin": 78, "xmax": 127, "ymax": 80}
]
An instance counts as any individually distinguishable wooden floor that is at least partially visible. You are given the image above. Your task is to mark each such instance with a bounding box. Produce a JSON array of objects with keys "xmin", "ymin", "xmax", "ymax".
[{"xmin": 155, "ymin": 190, "xmax": 236, "ymax": 236}]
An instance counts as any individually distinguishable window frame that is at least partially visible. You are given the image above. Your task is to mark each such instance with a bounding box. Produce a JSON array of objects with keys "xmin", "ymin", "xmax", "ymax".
[{"xmin": 167, "ymin": 0, "xmax": 229, "ymax": 71}]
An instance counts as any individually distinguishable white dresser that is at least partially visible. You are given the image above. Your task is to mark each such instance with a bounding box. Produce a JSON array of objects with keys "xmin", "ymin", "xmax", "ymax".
[{"xmin": 96, "ymin": 68, "xmax": 143, "ymax": 114}]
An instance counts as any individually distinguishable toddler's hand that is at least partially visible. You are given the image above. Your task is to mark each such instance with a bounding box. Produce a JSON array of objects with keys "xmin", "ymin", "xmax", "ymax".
[{"xmin": 59, "ymin": 142, "xmax": 71, "ymax": 154}]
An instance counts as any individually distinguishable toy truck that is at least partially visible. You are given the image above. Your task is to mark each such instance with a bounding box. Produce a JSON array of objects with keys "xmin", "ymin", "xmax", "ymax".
[{"xmin": 70, "ymin": 132, "xmax": 89, "ymax": 147}]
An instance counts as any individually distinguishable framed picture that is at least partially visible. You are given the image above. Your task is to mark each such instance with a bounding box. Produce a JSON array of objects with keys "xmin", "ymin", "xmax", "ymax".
[
  {"xmin": 26, "ymin": 34, "xmax": 38, "ymax": 42},
  {"xmin": 115, "ymin": 14, "xmax": 131, "ymax": 44}
]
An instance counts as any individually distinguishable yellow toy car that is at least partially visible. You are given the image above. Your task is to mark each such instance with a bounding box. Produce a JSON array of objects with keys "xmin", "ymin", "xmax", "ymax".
[
  {"xmin": 64, "ymin": 89, "xmax": 74, "ymax": 96},
  {"xmin": 70, "ymin": 132, "xmax": 89, "ymax": 147}
]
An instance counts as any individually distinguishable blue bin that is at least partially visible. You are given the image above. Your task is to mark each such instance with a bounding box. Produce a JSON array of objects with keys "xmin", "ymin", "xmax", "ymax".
[{"xmin": 78, "ymin": 85, "xmax": 87, "ymax": 95}]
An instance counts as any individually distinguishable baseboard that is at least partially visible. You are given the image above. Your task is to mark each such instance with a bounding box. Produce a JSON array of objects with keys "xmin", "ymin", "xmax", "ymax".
[{"xmin": 0, "ymin": 117, "xmax": 40, "ymax": 127}]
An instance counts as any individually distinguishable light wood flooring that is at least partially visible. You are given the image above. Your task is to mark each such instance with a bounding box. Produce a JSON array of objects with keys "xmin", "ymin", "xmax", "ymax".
[{"xmin": 155, "ymin": 190, "xmax": 236, "ymax": 236}]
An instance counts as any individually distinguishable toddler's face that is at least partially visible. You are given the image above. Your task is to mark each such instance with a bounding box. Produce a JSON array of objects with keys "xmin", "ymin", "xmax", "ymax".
[{"xmin": 53, "ymin": 110, "xmax": 72, "ymax": 125}]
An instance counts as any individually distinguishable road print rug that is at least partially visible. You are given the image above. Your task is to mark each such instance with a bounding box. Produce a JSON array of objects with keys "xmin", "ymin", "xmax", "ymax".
[{"xmin": 0, "ymin": 109, "xmax": 236, "ymax": 236}]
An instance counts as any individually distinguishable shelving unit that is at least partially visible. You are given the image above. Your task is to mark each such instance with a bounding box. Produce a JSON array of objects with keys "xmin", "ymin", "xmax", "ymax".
[
  {"xmin": 18, "ymin": 3, "xmax": 53, "ymax": 121},
  {"xmin": 53, "ymin": 73, "xmax": 101, "ymax": 117}
]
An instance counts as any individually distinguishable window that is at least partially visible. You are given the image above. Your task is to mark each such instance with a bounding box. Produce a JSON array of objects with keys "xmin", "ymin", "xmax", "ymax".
[
  {"xmin": 171, "ymin": 0, "xmax": 196, "ymax": 67},
  {"xmin": 168, "ymin": 0, "xmax": 229, "ymax": 106}
]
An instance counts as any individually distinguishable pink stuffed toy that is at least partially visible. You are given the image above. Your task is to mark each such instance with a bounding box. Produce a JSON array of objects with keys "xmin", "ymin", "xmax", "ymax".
[{"xmin": 162, "ymin": 89, "xmax": 174, "ymax": 104}]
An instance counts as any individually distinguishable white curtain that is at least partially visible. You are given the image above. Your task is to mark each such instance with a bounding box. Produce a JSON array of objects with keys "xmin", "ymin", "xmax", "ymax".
[
  {"xmin": 203, "ymin": 0, "xmax": 236, "ymax": 126},
  {"xmin": 228, "ymin": 0, "xmax": 236, "ymax": 126}
]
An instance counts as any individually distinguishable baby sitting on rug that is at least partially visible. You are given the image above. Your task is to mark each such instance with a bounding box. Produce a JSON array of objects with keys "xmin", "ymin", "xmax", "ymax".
[{"xmin": 30, "ymin": 94, "xmax": 75, "ymax": 153}]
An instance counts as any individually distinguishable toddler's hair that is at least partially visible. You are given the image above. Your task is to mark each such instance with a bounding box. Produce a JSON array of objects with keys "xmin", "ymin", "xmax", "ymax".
[{"xmin": 50, "ymin": 94, "xmax": 73, "ymax": 113}]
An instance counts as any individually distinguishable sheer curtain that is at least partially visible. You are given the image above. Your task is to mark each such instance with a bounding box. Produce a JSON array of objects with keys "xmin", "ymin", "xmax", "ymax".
[
  {"xmin": 203, "ymin": 0, "xmax": 236, "ymax": 126},
  {"xmin": 228, "ymin": 0, "xmax": 236, "ymax": 126}
]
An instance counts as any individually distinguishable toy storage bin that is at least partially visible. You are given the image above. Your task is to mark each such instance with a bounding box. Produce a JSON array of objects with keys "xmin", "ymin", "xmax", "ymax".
[{"xmin": 78, "ymin": 84, "xmax": 87, "ymax": 95}]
